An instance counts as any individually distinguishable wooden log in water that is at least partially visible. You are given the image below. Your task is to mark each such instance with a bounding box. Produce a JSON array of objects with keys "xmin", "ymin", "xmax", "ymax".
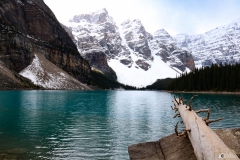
[{"xmin": 173, "ymin": 97, "xmax": 239, "ymax": 160}]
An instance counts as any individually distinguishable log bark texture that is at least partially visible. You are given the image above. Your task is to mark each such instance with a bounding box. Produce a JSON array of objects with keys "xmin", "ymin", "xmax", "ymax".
[{"xmin": 173, "ymin": 98, "xmax": 239, "ymax": 160}]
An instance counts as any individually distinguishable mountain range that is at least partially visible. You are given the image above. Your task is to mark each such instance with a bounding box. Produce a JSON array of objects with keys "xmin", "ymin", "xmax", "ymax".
[
  {"xmin": 63, "ymin": 8, "xmax": 240, "ymax": 87},
  {"xmin": 64, "ymin": 8, "xmax": 195, "ymax": 87},
  {"xmin": 174, "ymin": 20, "xmax": 240, "ymax": 68},
  {"xmin": 0, "ymin": 1, "xmax": 240, "ymax": 89}
]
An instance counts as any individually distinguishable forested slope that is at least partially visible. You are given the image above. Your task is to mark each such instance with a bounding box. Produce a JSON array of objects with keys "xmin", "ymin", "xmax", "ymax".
[{"xmin": 168, "ymin": 63, "xmax": 240, "ymax": 91}]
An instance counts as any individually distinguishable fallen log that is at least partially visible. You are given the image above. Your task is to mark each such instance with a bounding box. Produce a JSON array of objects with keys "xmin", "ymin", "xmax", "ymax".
[
  {"xmin": 172, "ymin": 96, "xmax": 239, "ymax": 160},
  {"xmin": 128, "ymin": 128, "xmax": 240, "ymax": 160}
]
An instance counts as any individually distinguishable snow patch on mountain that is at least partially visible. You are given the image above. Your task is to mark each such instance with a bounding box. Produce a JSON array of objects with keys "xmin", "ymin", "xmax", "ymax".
[
  {"xmin": 20, "ymin": 54, "xmax": 91, "ymax": 90},
  {"xmin": 108, "ymin": 54, "xmax": 180, "ymax": 87}
]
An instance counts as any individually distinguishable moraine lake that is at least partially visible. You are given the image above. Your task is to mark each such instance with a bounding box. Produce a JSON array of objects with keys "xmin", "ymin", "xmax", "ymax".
[{"xmin": 0, "ymin": 91, "xmax": 240, "ymax": 159}]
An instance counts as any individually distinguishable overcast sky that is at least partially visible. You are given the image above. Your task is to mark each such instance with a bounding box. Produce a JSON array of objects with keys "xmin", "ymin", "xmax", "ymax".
[{"xmin": 43, "ymin": 0, "xmax": 240, "ymax": 36}]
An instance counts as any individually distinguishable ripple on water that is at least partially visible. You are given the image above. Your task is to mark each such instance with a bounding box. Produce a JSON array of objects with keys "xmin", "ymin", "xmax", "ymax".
[{"xmin": 0, "ymin": 91, "xmax": 239, "ymax": 159}]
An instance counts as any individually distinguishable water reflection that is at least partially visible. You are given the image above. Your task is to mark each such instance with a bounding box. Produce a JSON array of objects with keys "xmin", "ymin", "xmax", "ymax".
[{"xmin": 107, "ymin": 91, "xmax": 178, "ymax": 159}]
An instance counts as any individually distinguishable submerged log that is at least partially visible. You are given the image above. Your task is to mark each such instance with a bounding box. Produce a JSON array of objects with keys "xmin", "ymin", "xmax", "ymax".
[{"xmin": 173, "ymin": 97, "xmax": 239, "ymax": 160}]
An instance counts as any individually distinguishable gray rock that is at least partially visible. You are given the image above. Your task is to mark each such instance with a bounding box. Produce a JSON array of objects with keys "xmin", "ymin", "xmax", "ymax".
[
  {"xmin": 120, "ymin": 58, "xmax": 133, "ymax": 67},
  {"xmin": 135, "ymin": 60, "xmax": 151, "ymax": 71},
  {"xmin": 150, "ymin": 29, "xmax": 195, "ymax": 72},
  {"xmin": 83, "ymin": 49, "xmax": 117, "ymax": 80},
  {"xmin": 129, "ymin": 142, "xmax": 164, "ymax": 160}
]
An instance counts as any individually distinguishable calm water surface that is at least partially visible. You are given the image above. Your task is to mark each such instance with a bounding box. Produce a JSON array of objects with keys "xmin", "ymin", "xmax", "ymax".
[{"xmin": 0, "ymin": 91, "xmax": 239, "ymax": 159}]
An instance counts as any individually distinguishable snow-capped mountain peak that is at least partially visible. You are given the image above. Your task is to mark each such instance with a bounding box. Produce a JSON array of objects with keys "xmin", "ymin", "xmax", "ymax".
[
  {"xmin": 154, "ymin": 29, "xmax": 169, "ymax": 36},
  {"xmin": 120, "ymin": 19, "xmax": 150, "ymax": 42},
  {"xmin": 120, "ymin": 18, "xmax": 152, "ymax": 60},
  {"xmin": 154, "ymin": 29, "xmax": 172, "ymax": 39},
  {"xmin": 63, "ymin": 9, "xmax": 195, "ymax": 87},
  {"xmin": 174, "ymin": 19, "xmax": 240, "ymax": 68},
  {"xmin": 70, "ymin": 8, "xmax": 115, "ymax": 25},
  {"xmin": 121, "ymin": 19, "xmax": 143, "ymax": 29}
]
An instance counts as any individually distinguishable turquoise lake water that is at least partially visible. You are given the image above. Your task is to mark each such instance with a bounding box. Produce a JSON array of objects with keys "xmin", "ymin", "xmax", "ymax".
[{"xmin": 0, "ymin": 91, "xmax": 240, "ymax": 159}]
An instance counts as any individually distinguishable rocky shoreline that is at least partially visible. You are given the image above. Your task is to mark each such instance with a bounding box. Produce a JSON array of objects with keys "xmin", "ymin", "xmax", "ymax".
[{"xmin": 128, "ymin": 128, "xmax": 240, "ymax": 160}]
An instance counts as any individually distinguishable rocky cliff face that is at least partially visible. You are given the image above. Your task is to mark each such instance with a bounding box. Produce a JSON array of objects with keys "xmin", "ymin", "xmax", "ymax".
[
  {"xmin": 174, "ymin": 20, "xmax": 240, "ymax": 68},
  {"xmin": 83, "ymin": 49, "xmax": 117, "ymax": 80},
  {"xmin": 0, "ymin": 0, "xmax": 92, "ymax": 89},
  {"xmin": 64, "ymin": 9, "xmax": 195, "ymax": 87},
  {"xmin": 150, "ymin": 29, "xmax": 195, "ymax": 71},
  {"xmin": 66, "ymin": 9, "xmax": 120, "ymax": 79},
  {"xmin": 120, "ymin": 19, "xmax": 152, "ymax": 60}
]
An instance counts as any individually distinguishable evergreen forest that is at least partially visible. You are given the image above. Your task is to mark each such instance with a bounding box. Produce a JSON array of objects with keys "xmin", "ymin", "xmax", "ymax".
[{"xmin": 168, "ymin": 63, "xmax": 240, "ymax": 92}]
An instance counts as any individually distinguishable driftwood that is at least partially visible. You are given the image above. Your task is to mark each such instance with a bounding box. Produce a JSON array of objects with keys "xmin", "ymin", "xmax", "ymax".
[
  {"xmin": 128, "ymin": 128, "xmax": 240, "ymax": 160},
  {"xmin": 172, "ymin": 96, "xmax": 239, "ymax": 160}
]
